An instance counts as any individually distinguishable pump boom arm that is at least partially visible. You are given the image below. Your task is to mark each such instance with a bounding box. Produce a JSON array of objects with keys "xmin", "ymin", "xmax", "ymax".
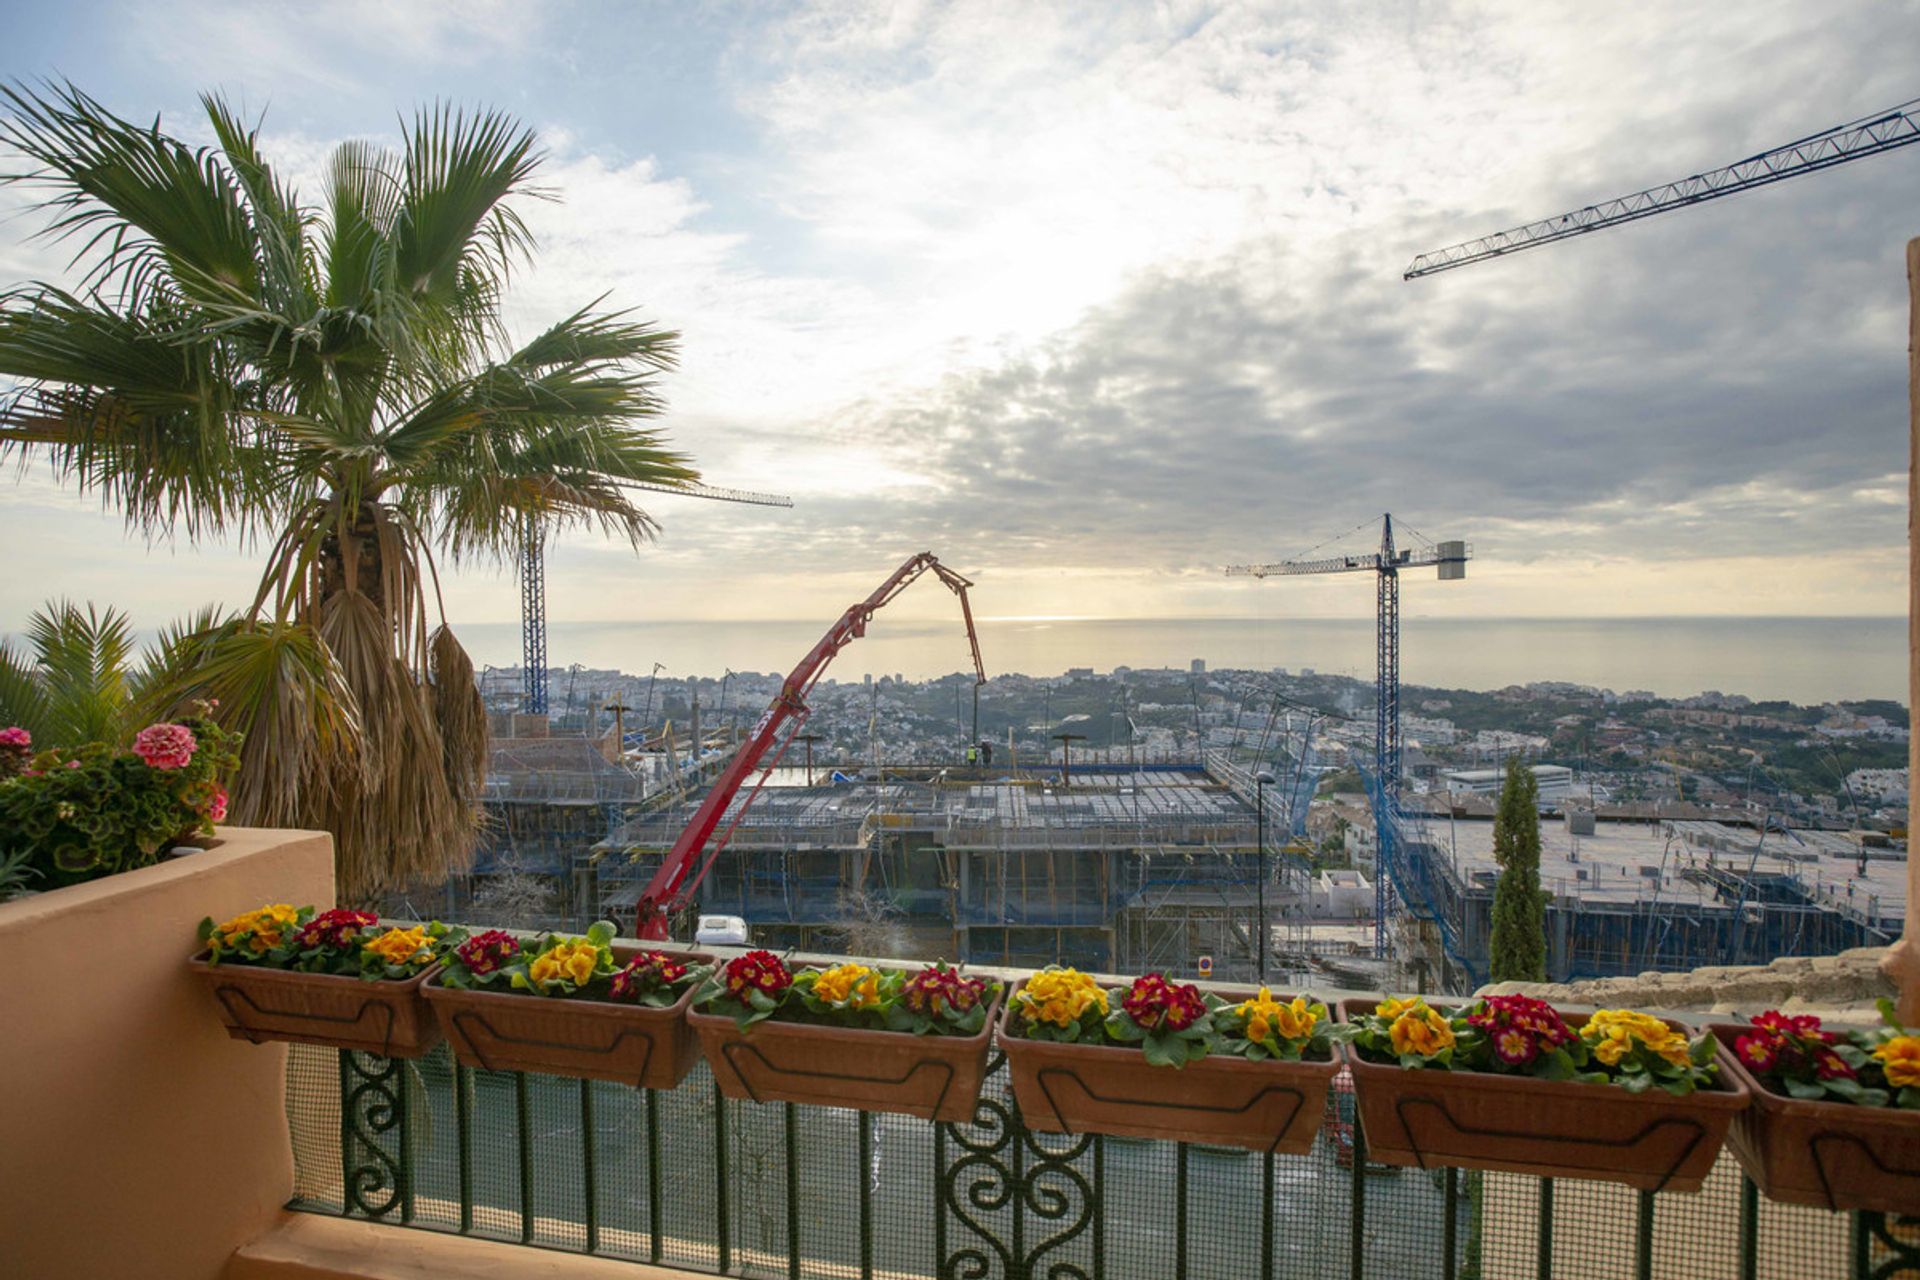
[{"xmin": 633, "ymin": 553, "xmax": 984, "ymax": 938}]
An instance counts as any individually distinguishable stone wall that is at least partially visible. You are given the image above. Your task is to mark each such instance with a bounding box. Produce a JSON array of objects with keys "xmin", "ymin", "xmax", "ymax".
[{"xmin": 1478, "ymin": 945, "xmax": 1896, "ymax": 1023}]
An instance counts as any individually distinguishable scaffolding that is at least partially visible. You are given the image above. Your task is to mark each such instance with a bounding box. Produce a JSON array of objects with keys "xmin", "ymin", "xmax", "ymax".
[
  {"xmin": 583, "ymin": 762, "xmax": 1283, "ymax": 978},
  {"xmin": 1379, "ymin": 795, "xmax": 1904, "ymax": 994}
]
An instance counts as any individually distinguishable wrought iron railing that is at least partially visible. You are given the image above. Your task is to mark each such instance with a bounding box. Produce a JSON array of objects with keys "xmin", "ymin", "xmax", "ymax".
[{"xmin": 288, "ymin": 1043, "xmax": 1917, "ymax": 1279}]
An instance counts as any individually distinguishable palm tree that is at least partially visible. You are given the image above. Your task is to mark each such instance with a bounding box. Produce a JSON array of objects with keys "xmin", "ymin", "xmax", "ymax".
[
  {"xmin": 0, "ymin": 83, "xmax": 698, "ymax": 899},
  {"xmin": 0, "ymin": 600, "xmax": 140, "ymax": 747}
]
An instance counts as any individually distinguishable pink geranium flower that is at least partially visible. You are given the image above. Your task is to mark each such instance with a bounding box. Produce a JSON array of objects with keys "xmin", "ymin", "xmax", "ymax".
[
  {"xmin": 205, "ymin": 784, "xmax": 229, "ymax": 823},
  {"xmin": 132, "ymin": 722, "xmax": 197, "ymax": 770},
  {"xmin": 0, "ymin": 726, "xmax": 30, "ymax": 748}
]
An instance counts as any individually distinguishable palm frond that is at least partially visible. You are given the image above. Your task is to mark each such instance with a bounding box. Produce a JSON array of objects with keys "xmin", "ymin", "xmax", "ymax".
[
  {"xmin": 0, "ymin": 640, "xmax": 51, "ymax": 738},
  {"xmin": 0, "ymin": 80, "xmax": 262, "ymax": 307},
  {"xmin": 316, "ymin": 591, "xmax": 476, "ymax": 900},
  {"xmin": 0, "ymin": 286, "xmax": 287, "ymax": 540},
  {"xmin": 393, "ymin": 104, "xmax": 541, "ymax": 303},
  {"xmin": 321, "ymin": 138, "xmax": 401, "ymax": 313},
  {"xmin": 410, "ymin": 416, "xmax": 697, "ymax": 560},
  {"xmin": 22, "ymin": 599, "xmax": 136, "ymax": 746},
  {"xmin": 136, "ymin": 612, "xmax": 364, "ymax": 834},
  {"xmin": 201, "ymin": 93, "xmax": 316, "ymax": 319},
  {"xmin": 430, "ymin": 624, "xmax": 488, "ymax": 815},
  {"xmin": 508, "ymin": 303, "xmax": 679, "ymax": 374}
]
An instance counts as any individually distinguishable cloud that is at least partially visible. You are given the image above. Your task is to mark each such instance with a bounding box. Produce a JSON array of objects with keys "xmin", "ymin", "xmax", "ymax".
[
  {"xmin": 124, "ymin": 0, "xmax": 539, "ymax": 97},
  {"xmin": 4, "ymin": 0, "xmax": 1918, "ymax": 636}
]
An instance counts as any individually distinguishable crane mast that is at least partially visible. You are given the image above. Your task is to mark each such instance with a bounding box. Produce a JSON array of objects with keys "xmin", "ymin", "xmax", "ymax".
[
  {"xmin": 1404, "ymin": 98, "xmax": 1920, "ymax": 279},
  {"xmin": 518, "ymin": 480, "xmax": 793, "ymax": 714},
  {"xmin": 633, "ymin": 552, "xmax": 985, "ymax": 939},
  {"xmin": 1227, "ymin": 516, "xmax": 1469, "ymax": 957}
]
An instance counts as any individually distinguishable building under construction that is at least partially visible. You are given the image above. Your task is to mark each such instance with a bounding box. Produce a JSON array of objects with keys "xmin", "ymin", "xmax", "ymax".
[
  {"xmin": 587, "ymin": 760, "xmax": 1301, "ymax": 978},
  {"xmin": 1382, "ymin": 797, "xmax": 1905, "ymax": 994}
]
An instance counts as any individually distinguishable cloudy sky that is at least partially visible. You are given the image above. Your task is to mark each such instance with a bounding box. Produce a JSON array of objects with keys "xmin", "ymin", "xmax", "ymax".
[{"xmin": 3, "ymin": 0, "xmax": 1918, "ymax": 635}]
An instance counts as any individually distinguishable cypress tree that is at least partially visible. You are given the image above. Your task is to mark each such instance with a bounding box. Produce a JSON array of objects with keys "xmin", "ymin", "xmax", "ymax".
[{"xmin": 1488, "ymin": 755, "xmax": 1548, "ymax": 983}]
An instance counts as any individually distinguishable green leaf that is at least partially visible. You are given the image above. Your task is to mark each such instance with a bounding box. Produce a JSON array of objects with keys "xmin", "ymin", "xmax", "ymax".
[
  {"xmin": 586, "ymin": 920, "xmax": 615, "ymax": 945},
  {"xmin": 1538, "ymin": 1049, "xmax": 1575, "ymax": 1082},
  {"xmin": 1899, "ymin": 1086, "xmax": 1920, "ymax": 1111},
  {"xmin": 1690, "ymin": 1035, "xmax": 1716, "ymax": 1066},
  {"xmin": 1105, "ymin": 1011, "xmax": 1146, "ymax": 1042},
  {"xmin": 1784, "ymin": 1077, "xmax": 1827, "ymax": 1101},
  {"xmin": 1618, "ymin": 1071, "xmax": 1653, "ymax": 1095},
  {"xmin": 1142, "ymin": 1033, "xmax": 1177, "ymax": 1069}
]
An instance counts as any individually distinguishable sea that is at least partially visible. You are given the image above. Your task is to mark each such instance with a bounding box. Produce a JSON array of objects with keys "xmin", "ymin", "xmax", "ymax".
[{"xmin": 448, "ymin": 615, "xmax": 1907, "ymax": 706}]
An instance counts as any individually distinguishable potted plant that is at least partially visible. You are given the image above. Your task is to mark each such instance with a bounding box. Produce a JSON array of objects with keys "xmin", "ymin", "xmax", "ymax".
[
  {"xmin": 1710, "ymin": 1002, "xmax": 1920, "ymax": 1212},
  {"xmin": 996, "ymin": 968, "xmax": 1340, "ymax": 1152},
  {"xmin": 1336, "ymin": 994, "xmax": 1747, "ymax": 1191},
  {"xmin": 2, "ymin": 706, "xmax": 239, "ymax": 895},
  {"xmin": 687, "ymin": 953, "xmax": 1003, "ymax": 1123},
  {"xmin": 422, "ymin": 921, "xmax": 710, "ymax": 1088},
  {"xmin": 190, "ymin": 904, "xmax": 451, "ymax": 1057}
]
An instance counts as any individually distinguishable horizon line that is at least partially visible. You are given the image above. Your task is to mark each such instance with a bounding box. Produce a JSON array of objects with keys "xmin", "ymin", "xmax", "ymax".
[{"xmin": 447, "ymin": 613, "xmax": 1909, "ymax": 627}]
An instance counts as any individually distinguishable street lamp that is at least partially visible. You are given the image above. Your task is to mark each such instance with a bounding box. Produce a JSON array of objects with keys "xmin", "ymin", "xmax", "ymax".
[{"xmin": 1255, "ymin": 769, "xmax": 1276, "ymax": 983}]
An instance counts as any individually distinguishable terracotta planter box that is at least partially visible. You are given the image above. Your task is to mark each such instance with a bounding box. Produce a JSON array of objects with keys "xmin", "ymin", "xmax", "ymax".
[
  {"xmin": 1337, "ymin": 999, "xmax": 1748, "ymax": 1192},
  {"xmin": 689, "ymin": 987, "xmax": 1004, "ymax": 1124},
  {"xmin": 1709, "ymin": 1023, "xmax": 1920, "ymax": 1214},
  {"xmin": 190, "ymin": 953, "xmax": 442, "ymax": 1058},
  {"xmin": 997, "ymin": 981, "xmax": 1340, "ymax": 1152},
  {"xmin": 422, "ymin": 949, "xmax": 711, "ymax": 1088}
]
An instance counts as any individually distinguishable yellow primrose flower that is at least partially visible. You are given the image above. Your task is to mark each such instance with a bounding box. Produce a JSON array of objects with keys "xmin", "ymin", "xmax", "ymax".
[
  {"xmin": 1274, "ymin": 995, "xmax": 1317, "ymax": 1041},
  {"xmin": 213, "ymin": 904, "xmax": 298, "ymax": 944},
  {"xmin": 813, "ymin": 963, "xmax": 881, "ymax": 1007},
  {"xmin": 364, "ymin": 927, "xmax": 430, "ymax": 968},
  {"xmin": 1591, "ymin": 1029, "xmax": 1631, "ymax": 1066},
  {"xmin": 1389, "ymin": 1003, "xmax": 1456, "ymax": 1057},
  {"xmin": 1017, "ymin": 968, "xmax": 1108, "ymax": 1027},
  {"xmin": 1876, "ymin": 1036, "xmax": 1920, "ymax": 1088},
  {"xmin": 529, "ymin": 940, "xmax": 600, "ymax": 986},
  {"xmin": 1237, "ymin": 987, "xmax": 1319, "ymax": 1044},
  {"xmin": 1238, "ymin": 987, "xmax": 1284, "ymax": 1019},
  {"xmin": 1377, "ymin": 996, "xmax": 1419, "ymax": 1020},
  {"xmin": 1583, "ymin": 1009, "xmax": 1691, "ymax": 1067}
]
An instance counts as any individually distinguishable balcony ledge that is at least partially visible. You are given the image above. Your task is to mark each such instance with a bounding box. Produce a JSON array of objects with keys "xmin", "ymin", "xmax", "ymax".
[{"xmin": 228, "ymin": 1213, "xmax": 713, "ymax": 1280}]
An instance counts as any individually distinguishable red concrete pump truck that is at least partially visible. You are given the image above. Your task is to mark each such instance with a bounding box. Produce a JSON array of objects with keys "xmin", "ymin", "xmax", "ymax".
[{"xmin": 632, "ymin": 553, "xmax": 985, "ymax": 941}]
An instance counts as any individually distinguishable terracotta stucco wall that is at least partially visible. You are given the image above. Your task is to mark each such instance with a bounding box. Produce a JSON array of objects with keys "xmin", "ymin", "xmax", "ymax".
[{"xmin": 0, "ymin": 827, "xmax": 335, "ymax": 1280}]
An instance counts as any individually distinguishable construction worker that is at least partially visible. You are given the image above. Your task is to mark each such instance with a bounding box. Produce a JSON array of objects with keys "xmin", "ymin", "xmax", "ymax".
[
  {"xmin": 965, "ymin": 744, "xmax": 978, "ymax": 766},
  {"xmin": 980, "ymin": 741, "xmax": 994, "ymax": 766}
]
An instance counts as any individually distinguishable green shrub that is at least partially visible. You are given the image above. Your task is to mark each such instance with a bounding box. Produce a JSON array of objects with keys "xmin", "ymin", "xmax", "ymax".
[{"xmin": 0, "ymin": 705, "xmax": 241, "ymax": 891}]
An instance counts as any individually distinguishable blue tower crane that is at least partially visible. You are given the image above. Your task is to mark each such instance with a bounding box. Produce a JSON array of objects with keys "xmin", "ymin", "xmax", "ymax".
[
  {"xmin": 518, "ymin": 480, "xmax": 793, "ymax": 714},
  {"xmin": 1227, "ymin": 515, "xmax": 1470, "ymax": 957}
]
